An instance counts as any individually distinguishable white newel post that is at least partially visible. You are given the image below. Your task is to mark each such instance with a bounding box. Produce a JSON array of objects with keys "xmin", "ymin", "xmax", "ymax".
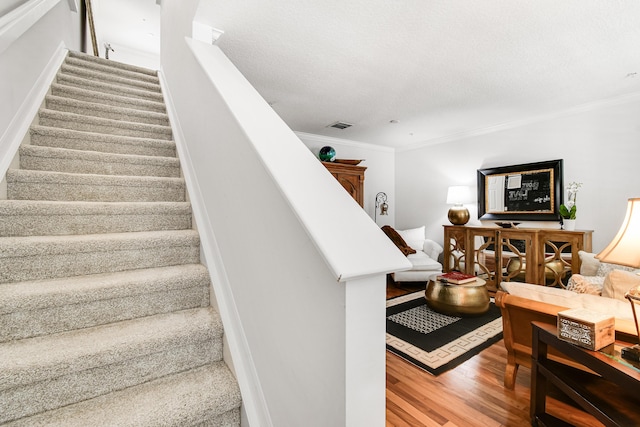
[{"xmin": 344, "ymin": 274, "xmax": 387, "ymax": 427}]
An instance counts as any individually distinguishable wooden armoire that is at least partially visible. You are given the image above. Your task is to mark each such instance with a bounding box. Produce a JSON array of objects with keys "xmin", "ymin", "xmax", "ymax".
[{"xmin": 322, "ymin": 162, "xmax": 366, "ymax": 207}]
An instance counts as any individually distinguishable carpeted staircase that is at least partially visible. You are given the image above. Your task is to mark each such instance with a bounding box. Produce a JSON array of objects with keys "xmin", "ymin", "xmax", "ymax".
[{"xmin": 0, "ymin": 50, "xmax": 242, "ymax": 426}]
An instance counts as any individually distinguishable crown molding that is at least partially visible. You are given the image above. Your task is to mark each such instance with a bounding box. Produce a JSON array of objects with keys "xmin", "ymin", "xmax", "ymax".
[{"xmin": 295, "ymin": 131, "xmax": 395, "ymax": 153}]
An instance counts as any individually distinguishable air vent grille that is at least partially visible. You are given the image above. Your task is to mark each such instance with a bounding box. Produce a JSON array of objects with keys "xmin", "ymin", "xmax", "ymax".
[{"xmin": 327, "ymin": 121, "xmax": 353, "ymax": 130}]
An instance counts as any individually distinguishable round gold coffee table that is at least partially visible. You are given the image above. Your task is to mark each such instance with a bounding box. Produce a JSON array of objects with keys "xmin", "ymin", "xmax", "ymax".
[{"xmin": 425, "ymin": 275, "xmax": 489, "ymax": 316}]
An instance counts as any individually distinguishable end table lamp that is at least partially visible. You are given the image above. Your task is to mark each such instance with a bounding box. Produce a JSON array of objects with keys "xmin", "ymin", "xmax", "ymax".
[
  {"xmin": 596, "ymin": 198, "xmax": 640, "ymax": 361},
  {"xmin": 446, "ymin": 186, "xmax": 471, "ymax": 225}
]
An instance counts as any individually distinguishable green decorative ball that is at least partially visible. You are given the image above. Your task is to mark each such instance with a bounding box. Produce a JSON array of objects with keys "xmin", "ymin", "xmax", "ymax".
[{"xmin": 319, "ymin": 146, "xmax": 336, "ymax": 162}]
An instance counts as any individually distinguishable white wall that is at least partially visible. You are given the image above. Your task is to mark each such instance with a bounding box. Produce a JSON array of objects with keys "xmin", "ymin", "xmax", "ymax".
[
  {"xmin": 395, "ymin": 94, "xmax": 640, "ymax": 252},
  {"xmin": 0, "ymin": 0, "xmax": 30, "ymax": 16},
  {"xmin": 0, "ymin": 0, "xmax": 79, "ymax": 133},
  {"xmin": 298, "ymin": 133, "xmax": 396, "ymax": 227},
  {"xmin": 0, "ymin": 0, "xmax": 80, "ymax": 180},
  {"xmin": 160, "ymin": 1, "xmax": 408, "ymax": 426},
  {"xmin": 105, "ymin": 43, "xmax": 160, "ymax": 70}
]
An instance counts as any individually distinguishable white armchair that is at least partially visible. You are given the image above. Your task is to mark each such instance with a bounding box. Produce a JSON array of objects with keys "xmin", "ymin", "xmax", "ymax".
[{"xmin": 390, "ymin": 226, "xmax": 443, "ymax": 282}]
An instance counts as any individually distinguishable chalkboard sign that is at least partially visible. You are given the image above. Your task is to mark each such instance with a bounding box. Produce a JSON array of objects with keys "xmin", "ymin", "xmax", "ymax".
[
  {"xmin": 477, "ymin": 160, "xmax": 563, "ymax": 221},
  {"xmin": 504, "ymin": 170, "xmax": 552, "ymax": 212}
]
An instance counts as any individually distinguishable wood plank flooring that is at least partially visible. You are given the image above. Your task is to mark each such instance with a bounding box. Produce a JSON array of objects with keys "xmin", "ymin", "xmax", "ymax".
[{"xmin": 386, "ymin": 281, "xmax": 602, "ymax": 427}]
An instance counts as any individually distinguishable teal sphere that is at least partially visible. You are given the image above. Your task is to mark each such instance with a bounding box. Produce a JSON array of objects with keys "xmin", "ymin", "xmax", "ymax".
[{"xmin": 319, "ymin": 146, "xmax": 336, "ymax": 162}]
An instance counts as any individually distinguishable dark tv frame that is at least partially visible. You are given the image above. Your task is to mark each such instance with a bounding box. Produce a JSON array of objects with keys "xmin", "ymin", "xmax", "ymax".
[{"xmin": 477, "ymin": 159, "xmax": 563, "ymax": 221}]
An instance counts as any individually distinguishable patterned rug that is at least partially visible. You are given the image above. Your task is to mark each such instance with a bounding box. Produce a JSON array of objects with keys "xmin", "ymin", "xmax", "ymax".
[{"xmin": 386, "ymin": 291, "xmax": 503, "ymax": 375}]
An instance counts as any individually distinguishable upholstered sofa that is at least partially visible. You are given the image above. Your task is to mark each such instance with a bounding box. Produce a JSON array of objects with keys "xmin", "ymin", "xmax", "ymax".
[
  {"xmin": 381, "ymin": 225, "xmax": 443, "ymax": 282},
  {"xmin": 496, "ymin": 254, "xmax": 639, "ymax": 389}
]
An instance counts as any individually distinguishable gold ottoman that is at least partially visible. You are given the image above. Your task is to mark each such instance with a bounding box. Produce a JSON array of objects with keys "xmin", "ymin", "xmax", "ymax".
[{"xmin": 425, "ymin": 276, "xmax": 489, "ymax": 316}]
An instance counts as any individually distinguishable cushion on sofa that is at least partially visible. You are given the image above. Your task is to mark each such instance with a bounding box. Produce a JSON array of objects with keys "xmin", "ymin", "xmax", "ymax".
[
  {"xmin": 381, "ymin": 225, "xmax": 416, "ymax": 256},
  {"xmin": 406, "ymin": 251, "xmax": 442, "ymax": 271},
  {"xmin": 422, "ymin": 239, "xmax": 444, "ymax": 261},
  {"xmin": 595, "ymin": 261, "xmax": 637, "ymax": 277},
  {"xmin": 578, "ymin": 251, "xmax": 600, "ymax": 276},
  {"xmin": 602, "ymin": 269, "xmax": 640, "ymax": 301},
  {"xmin": 396, "ymin": 226, "xmax": 426, "ymax": 252},
  {"xmin": 566, "ymin": 274, "xmax": 603, "ymax": 295}
]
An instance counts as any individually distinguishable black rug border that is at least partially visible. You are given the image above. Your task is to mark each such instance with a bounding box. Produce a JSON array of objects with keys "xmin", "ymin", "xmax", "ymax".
[{"xmin": 386, "ymin": 291, "xmax": 503, "ymax": 375}]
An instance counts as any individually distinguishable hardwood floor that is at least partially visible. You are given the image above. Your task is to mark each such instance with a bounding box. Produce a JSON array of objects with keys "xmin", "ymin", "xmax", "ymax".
[{"xmin": 385, "ymin": 281, "xmax": 602, "ymax": 427}]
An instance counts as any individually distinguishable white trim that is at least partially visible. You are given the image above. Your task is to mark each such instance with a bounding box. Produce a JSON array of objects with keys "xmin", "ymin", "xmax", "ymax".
[
  {"xmin": 0, "ymin": 0, "xmax": 62, "ymax": 55},
  {"xmin": 0, "ymin": 42, "xmax": 67, "ymax": 178},
  {"xmin": 398, "ymin": 89, "xmax": 640, "ymax": 152},
  {"xmin": 295, "ymin": 131, "xmax": 395, "ymax": 153},
  {"xmin": 158, "ymin": 70, "xmax": 273, "ymax": 427}
]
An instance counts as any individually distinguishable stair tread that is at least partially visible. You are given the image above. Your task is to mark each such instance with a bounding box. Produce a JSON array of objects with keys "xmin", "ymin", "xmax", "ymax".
[
  {"xmin": 50, "ymin": 83, "xmax": 166, "ymax": 112},
  {"xmin": 0, "ymin": 229, "xmax": 199, "ymax": 257},
  {"xmin": 56, "ymin": 73, "xmax": 164, "ymax": 102},
  {"xmin": 30, "ymin": 125, "xmax": 176, "ymax": 151},
  {"xmin": 64, "ymin": 56, "xmax": 160, "ymax": 84},
  {"xmin": 4, "ymin": 362, "xmax": 241, "ymax": 427},
  {"xmin": 39, "ymin": 109, "xmax": 172, "ymax": 134},
  {"xmin": 0, "ymin": 264, "xmax": 208, "ymax": 313},
  {"xmin": 7, "ymin": 169, "xmax": 184, "ymax": 186},
  {"xmin": 67, "ymin": 50, "xmax": 159, "ymax": 77},
  {"xmin": 0, "ymin": 307, "xmax": 221, "ymax": 389},
  {"xmin": 0, "ymin": 199, "xmax": 190, "ymax": 215},
  {"xmin": 20, "ymin": 145, "xmax": 179, "ymax": 167},
  {"xmin": 45, "ymin": 95, "xmax": 169, "ymax": 122},
  {"xmin": 60, "ymin": 63, "xmax": 161, "ymax": 93}
]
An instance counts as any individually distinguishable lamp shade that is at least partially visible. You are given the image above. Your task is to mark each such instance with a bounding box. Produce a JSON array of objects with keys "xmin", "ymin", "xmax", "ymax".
[
  {"xmin": 596, "ymin": 198, "xmax": 640, "ymax": 268},
  {"xmin": 446, "ymin": 186, "xmax": 471, "ymax": 205}
]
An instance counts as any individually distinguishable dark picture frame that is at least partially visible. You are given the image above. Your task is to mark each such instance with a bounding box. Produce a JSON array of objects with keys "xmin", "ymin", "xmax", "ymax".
[{"xmin": 477, "ymin": 159, "xmax": 563, "ymax": 221}]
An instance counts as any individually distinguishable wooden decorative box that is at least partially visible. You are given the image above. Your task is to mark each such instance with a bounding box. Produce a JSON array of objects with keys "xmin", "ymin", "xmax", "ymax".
[{"xmin": 557, "ymin": 308, "xmax": 615, "ymax": 351}]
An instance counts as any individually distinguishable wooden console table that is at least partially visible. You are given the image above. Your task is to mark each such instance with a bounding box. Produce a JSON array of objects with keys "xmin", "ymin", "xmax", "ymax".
[
  {"xmin": 443, "ymin": 225, "xmax": 593, "ymax": 292},
  {"xmin": 531, "ymin": 322, "xmax": 640, "ymax": 427}
]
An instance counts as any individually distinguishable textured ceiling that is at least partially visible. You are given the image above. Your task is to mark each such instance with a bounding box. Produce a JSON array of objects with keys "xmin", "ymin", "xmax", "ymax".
[{"xmin": 99, "ymin": 0, "xmax": 640, "ymax": 149}]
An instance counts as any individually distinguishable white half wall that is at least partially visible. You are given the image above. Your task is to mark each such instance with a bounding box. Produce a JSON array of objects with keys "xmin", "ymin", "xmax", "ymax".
[
  {"xmin": 395, "ymin": 93, "xmax": 640, "ymax": 251},
  {"xmin": 298, "ymin": 132, "xmax": 396, "ymax": 227}
]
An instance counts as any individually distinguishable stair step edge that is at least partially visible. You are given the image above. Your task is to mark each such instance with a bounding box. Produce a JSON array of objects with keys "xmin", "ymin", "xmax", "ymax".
[
  {"xmin": 56, "ymin": 73, "xmax": 164, "ymax": 102},
  {"xmin": 0, "ymin": 307, "xmax": 222, "ymax": 389},
  {"xmin": 30, "ymin": 125, "xmax": 176, "ymax": 150},
  {"xmin": 64, "ymin": 56, "xmax": 160, "ymax": 84},
  {"xmin": 4, "ymin": 362, "xmax": 241, "ymax": 427},
  {"xmin": 68, "ymin": 50, "xmax": 158, "ymax": 77},
  {"xmin": 60, "ymin": 63, "xmax": 161, "ymax": 92},
  {"xmin": 45, "ymin": 95, "xmax": 169, "ymax": 121},
  {"xmin": 0, "ymin": 264, "xmax": 208, "ymax": 314},
  {"xmin": 0, "ymin": 229, "xmax": 199, "ymax": 257},
  {"xmin": 20, "ymin": 145, "xmax": 180, "ymax": 168},
  {"xmin": 50, "ymin": 83, "xmax": 166, "ymax": 112},
  {"xmin": 39, "ymin": 109, "xmax": 172, "ymax": 134}
]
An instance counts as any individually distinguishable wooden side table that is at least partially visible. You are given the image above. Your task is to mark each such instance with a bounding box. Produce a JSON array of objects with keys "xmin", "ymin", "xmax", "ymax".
[{"xmin": 530, "ymin": 322, "xmax": 640, "ymax": 427}]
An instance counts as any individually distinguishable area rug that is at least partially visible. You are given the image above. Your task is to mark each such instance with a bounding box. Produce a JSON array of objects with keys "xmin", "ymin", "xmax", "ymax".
[{"xmin": 386, "ymin": 291, "xmax": 503, "ymax": 375}]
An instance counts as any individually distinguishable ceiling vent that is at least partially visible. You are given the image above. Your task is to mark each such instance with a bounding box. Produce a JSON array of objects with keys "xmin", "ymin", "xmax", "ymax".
[{"xmin": 327, "ymin": 121, "xmax": 353, "ymax": 130}]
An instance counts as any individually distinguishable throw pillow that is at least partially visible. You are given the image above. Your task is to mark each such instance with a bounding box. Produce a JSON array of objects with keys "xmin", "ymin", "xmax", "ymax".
[
  {"xmin": 602, "ymin": 269, "xmax": 640, "ymax": 301},
  {"xmin": 381, "ymin": 225, "xmax": 416, "ymax": 256},
  {"xmin": 596, "ymin": 261, "xmax": 636, "ymax": 277},
  {"xmin": 396, "ymin": 226, "xmax": 425, "ymax": 252},
  {"xmin": 566, "ymin": 274, "xmax": 603, "ymax": 295},
  {"xmin": 578, "ymin": 251, "xmax": 600, "ymax": 276}
]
